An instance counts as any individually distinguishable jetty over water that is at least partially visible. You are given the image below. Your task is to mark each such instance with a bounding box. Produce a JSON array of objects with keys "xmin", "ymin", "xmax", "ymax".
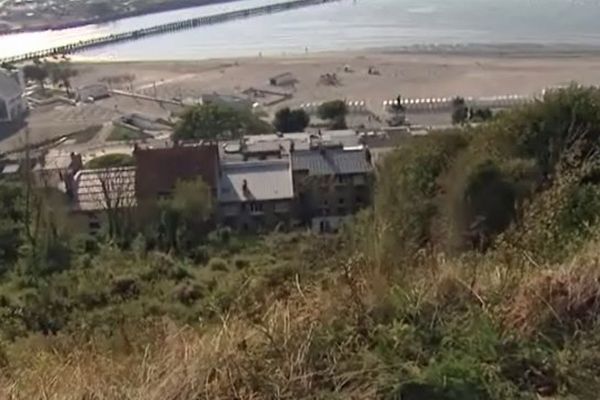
[{"xmin": 1, "ymin": 0, "xmax": 339, "ymax": 64}]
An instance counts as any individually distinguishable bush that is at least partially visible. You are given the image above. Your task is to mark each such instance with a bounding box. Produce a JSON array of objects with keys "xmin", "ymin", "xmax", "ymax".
[
  {"xmin": 330, "ymin": 115, "xmax": 347, "ymax": 130},
  {"xmin": 172, "ymin": 282, "xmax": 203, "ymax": 305},
  {"xmin": 317, "ymin": 100, "xmax": 348, "ymax": 121},
  {"xmin": 234, "ymin": 257, "xmax": 250, "ymax": 270},
  {"xmin": 71, "ymin": 234, "xmax": 99, "ymax": 256},
  {"xmin": 273, "ymin": 107, "xmax": 310, "ymax": 133},
  {"xmin": 190, "ymin": 245, "xmax": 210, "ymax": 264},
  {"xmin": 110, "ymin": 276, "xmax": 139, "ymax": 298},
  {"xmin": 372, "ymin": 132, "xmax": 469, "ymax": 263},
  {"xmin": 208, "ymin": 257, "xmax": 228, "ymax": 272}
]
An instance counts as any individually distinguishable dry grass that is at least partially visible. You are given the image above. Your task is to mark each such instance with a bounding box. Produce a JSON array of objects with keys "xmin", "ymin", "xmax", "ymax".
[
  {"xmin": 0, "ymin": 271, "xmax": 381, "ymax": 400},
  {"xmin": 505, "ymin": 256, "xmax": 600, "ymax": 338},
  {"xmin": 4, "ymin": 241, "xmax": 600, "ymax": 398}
]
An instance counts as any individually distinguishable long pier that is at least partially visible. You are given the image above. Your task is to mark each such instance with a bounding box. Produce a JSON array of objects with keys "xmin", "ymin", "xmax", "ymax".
[{"xmin": 1, "ymin": 0, "xmax": 339, "ymax": 64}]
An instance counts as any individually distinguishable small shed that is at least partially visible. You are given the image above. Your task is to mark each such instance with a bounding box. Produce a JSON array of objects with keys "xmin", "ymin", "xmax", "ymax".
[
  {"xmin": 76, "ymin": 84, "xmax": 110, "ymax": 102},
  {"xmin": 269, "ymin": 72, "xmax": 297, "ymax": 87}
]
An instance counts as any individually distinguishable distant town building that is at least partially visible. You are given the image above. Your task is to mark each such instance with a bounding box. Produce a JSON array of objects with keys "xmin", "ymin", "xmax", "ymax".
[
  {"xmin": 217, "ymin": 158, "xmax": 294, "ymax": 231},
  {"xmin": 269, "ymin": 72, "xmax": 297, "ymax": 87},
  {"xmin": 133, "ymin": 142, "xmax": 220, "ymax": 204},
  {"xmin": 0, "ymin": 68, "xmax": 27, "ymax": 123},
  {"xmin": 76, "ymin": 83, "xmax": 110, "ymax": 102},
  {"xmin": 70, "ymin": 166, "xmax": 136, "ymax": 235},
  {"xmin": 55, "ymin": 130, "xmax": 374, "ymax": 235},
  {"xmin": 292, "ymin": 147, "xmax": 373, "ymax": 233}
]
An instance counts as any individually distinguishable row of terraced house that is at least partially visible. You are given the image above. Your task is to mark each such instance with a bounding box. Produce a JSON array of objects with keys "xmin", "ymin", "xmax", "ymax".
[{"xmin": 65, "ymin": 130, "xmax": 375, "ymax": 234}]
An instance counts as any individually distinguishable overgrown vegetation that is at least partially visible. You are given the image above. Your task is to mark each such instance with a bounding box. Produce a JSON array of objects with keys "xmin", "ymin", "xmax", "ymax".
[
  {"xmin": 107, "ymin": 124, "xmax": 152, "ymax": 141},
  {"xmin": 85, "ymin": 153, "xmax": 135, "ymax": 169},
  {"xmin": 3, "ymin": 85, "xmax": 600, "ymax": 398}
]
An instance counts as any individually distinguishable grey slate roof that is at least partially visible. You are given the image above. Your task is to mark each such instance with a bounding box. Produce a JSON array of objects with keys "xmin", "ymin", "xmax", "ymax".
[
  {"xmin": 0, "ymin": 71, "xmax": 23, "ymax": 100},
  {"xmin": 292, "ymin": 149, "xmax": 372, "ymax": 176},
  {"xmin": 73, "ymin": 167, "xmax": 136, "ymax": 212},
  {"xmin": 218, "ymin": 159, "xmax": 294, "ymax": 203}
]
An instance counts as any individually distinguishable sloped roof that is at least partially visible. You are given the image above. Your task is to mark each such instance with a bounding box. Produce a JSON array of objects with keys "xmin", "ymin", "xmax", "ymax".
[
  {"xmin": 134, "ymin": 144, "xmax": 219, "ymax": 200},
  {"xmin": 218, "ymin": 159, "xmax": 293, "ymax": 203},
  {"xmin": 292, "ymin": 149, "xmax": 372, "ymax": 176},
  {"xmin": 0, "ymin": 71, "xmax": 22, "ymax": 100},
  {"xmin": 73, "ymin": 167, "xmax": 136, "ymax": 212}
]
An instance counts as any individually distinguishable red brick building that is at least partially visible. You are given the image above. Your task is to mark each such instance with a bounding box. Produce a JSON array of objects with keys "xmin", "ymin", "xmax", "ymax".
[{"xmin": 134, "ymin": 143, "xmax": 219, "ymax": 202}]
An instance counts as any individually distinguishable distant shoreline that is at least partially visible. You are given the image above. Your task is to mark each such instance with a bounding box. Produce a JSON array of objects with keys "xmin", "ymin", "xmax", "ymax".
[
  {"xmin": 0, "ymin": 0, "xmax": 239, "ymax": 35},
  {"xmin": 70, "ymin": 42, "xmax": 600, "ymax": 63}
]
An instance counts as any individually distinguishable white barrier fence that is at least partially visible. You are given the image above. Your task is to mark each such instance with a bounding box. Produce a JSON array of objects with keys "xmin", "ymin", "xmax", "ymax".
[
  {"xmin": 383, "ymin": 94, "xmax": 532, "ymax": 112},
  {"xmin": 300, "ymin": 100, "xmax": 367, "ymax": 114}
]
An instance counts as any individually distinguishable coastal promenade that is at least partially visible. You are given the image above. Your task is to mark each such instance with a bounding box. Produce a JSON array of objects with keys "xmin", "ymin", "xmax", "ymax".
[{"xmin": 0, "ymin": 0, "xmax": 339, "ymax": 64}]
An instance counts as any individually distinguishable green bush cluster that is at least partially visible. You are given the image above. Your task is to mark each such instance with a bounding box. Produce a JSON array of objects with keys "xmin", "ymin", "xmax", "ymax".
[{"xmin": 371, "ymin": 84, "xmax": 600, "ymax": 263}]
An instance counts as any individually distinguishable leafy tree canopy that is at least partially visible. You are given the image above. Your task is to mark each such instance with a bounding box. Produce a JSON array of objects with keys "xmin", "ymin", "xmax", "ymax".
[
  {"xmin": 173, "ymin": 104, "xmax": 273, "ymax": 141},
  {"xmin": 273, "ymin": 107, "xmax": 310, "ymax": 133},
  {"xmin": 47, "ymin": 61, "xmax": 78, "ymax": 95},
  {"xmin": 0, "ymin": 181, "xmax": 25, "ymax": 267},
  {"xmin": 317, "ymin": 100, "xmax": 348, "ymax": 121},
  {"xmin": 85, "ymin": 153, "xmax": 134, "ymax": 169}
]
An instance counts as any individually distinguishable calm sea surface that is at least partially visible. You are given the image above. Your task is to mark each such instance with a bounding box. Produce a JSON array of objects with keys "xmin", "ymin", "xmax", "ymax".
[{"xmin": 2, "ymin": 0, "xmax": 600, "ymax": 60}]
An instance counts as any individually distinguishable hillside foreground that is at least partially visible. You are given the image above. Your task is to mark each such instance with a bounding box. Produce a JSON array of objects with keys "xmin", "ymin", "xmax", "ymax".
[{"xmin": 2, "ymin": 86, "xmax": 600, "ymax": 398}]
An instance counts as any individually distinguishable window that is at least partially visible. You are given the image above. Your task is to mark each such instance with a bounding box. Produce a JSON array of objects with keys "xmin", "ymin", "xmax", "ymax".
[
  {"xmin": 249, "ymin": 202, "xmax": 263, "ymax": 214},
  {"xmin": 338, "ymin": 198, "xmax": 345, "ymax": 205},
  {"xmin": 337, "ymin": 207, "xmax": 347, "ymax": 215}
]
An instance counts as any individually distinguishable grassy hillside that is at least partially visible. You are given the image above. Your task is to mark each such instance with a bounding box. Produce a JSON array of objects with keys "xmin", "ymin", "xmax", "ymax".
[{"xmin": 2, "ymin": 85, "xmax": 600, "ymax": 399}]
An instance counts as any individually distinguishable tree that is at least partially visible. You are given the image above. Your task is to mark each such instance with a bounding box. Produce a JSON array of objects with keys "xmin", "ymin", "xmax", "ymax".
[
  {"xmin": 174, "ymin": 103, "xmax": 272, "ymax": 141},
  {"xmin": 273, "ymin": 107, "xmax": 310, "ymax": 133},
  {"xmin": 48, "ymin": 61, "xmax": 78, "ymax": 97},
  {"xmin": 451, "ymin": 97, "xmax": 469, "ymax": 125},
  {"xmin": 23, "ymin": 63, "xmax": 48, "ymax": 93},
  {"xmin": 1, "ymin": 62, "xmax": 16, "ymax": 71},
  {"xmin": 95, "ymin": 167, "xmax": 136, "ymax": 241},
  {"xmin": 0, "ymin": 182, "xmax": 25, "ymax": 269},
  {"xmin": 157, "ymin": 178, "xmax": 213, "ymax": 252},
  {"xmin": 470, "ymin": 107, "xmax": 493, "ymax": 122},
  {"xmin": 318, "ymin": 100, "xmax": 348, "ymax": 130},
  {"xmin": 318, "ymin": 100, "xmax": 348, "ymax": 121}
]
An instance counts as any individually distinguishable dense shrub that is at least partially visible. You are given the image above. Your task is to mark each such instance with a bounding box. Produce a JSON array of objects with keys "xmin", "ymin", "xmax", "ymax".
[{"xmin": 208, "ymin": 257, "xmax": 228, "ymax": 272}]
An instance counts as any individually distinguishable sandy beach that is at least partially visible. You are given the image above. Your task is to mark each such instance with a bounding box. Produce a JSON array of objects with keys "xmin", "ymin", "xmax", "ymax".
[
  {"xmin": 3, "ymin": 48, "xmax": 600, "ymax": 154},
  {"xmin": 72, "ymin": 49, "xmax": 600, "ymax": 110}
]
